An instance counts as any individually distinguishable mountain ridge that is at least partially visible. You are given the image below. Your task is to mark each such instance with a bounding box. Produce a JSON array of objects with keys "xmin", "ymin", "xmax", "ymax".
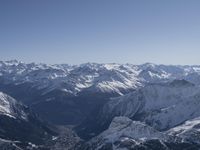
[{"xmin": 1, "ymin": 60, "xmax": 200, "ymax": 149}]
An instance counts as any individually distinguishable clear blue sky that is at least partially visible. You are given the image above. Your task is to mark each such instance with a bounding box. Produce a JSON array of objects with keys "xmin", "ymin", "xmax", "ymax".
[{"xmin": 0, "ymin": 0, "xmax": 200, "ymax": 65}]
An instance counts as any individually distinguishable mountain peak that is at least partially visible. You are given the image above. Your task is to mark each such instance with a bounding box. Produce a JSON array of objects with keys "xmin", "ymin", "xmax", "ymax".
[{"xmin": 169, "ymin": 79, "xmax": 194, "ymax": 87}]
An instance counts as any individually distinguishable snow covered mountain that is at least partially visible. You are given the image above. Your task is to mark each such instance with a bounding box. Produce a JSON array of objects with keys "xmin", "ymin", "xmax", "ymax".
[
  {"xmin": 167, "ymin": 117, "xmax": 200, "ymax": 144},
  {"xmin": 83, "ymin": 117, "xmax": 200, "ymax": 150},
  {"xmin": 0, "ymin": 60, "xmax": 141, "ymax": 96},
  {"xmin": 0, "ymin": 92, "xmax": 27, "ymax": 119},
  {"xmin": 1, "ymin": 60, "xmax": 200, "ymax": 129},
  {"xmin": 76, "ymin": 79, "xmax": 200, "ymax": 140},
  {"xmin": 100, "ymin": 80, "xmax": 200, "ymax": 131},
  {"xmin": 0, "ymin": 60, "xmax": 200, "ymax": 96},
  {"xmin": 1, "ymin": 60, "xmax": 200, "ymax": 149},
  {"xmin": 75, "ymin": 79, "xmax": 200, "ymax": 149},
  {"xmin": 0, "ymin": 91, "xmax": 58, "ymax": 148}
]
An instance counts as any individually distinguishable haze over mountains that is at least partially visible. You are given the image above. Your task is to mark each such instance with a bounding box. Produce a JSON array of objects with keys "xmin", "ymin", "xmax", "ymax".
[{"xmin": 1, "ymin": 60, "xmax": 200, "ymax": 149}]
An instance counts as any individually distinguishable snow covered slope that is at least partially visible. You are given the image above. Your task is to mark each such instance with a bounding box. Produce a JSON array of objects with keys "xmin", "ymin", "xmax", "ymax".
[
  {"xmin": 84, "ymin": 117, "xmax": 170, "ymax": 150},
  {"xmin": 0, "ymin": 92, "xmax": 27, "ymax": 119},
  {"xmin": 83, "ymin": 117, "xmax": 200, "ymax": 150},
  {"xmin": 167, "ymin": 117, "xmax": 200, "ymax": 144},
  {"xmin": 0, "ymin": 138, "xmax": 22, "ymax": 150},
  {"xmin": 0, "ymin": 91, "xmax": 58, "ymax": 146},
  {"xmin": 101, "ymin": 79, "xmax": 200, "ymax": 131}
]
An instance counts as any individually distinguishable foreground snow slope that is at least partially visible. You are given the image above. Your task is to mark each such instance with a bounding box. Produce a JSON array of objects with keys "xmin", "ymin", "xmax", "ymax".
[
  {"xmin": 167, "ymin": 117, "xmax": 200, "ymax": 144},
  {"xmin": 85, "ymin": 117, "xmax": 170, "ymax": 150},
  {"xmin": 83, "ymin": 117, "xmax": 200, "ymax": 150}
]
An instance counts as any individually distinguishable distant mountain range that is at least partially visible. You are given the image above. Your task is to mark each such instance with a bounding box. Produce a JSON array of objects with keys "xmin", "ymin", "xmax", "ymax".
[
  {"xmin": 1, "ymin": 60, "xmax": 200, "ymax": 149},
  {"xmin": 1, "ymin": 60, "xmax": 200, "ymax": 96}
]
